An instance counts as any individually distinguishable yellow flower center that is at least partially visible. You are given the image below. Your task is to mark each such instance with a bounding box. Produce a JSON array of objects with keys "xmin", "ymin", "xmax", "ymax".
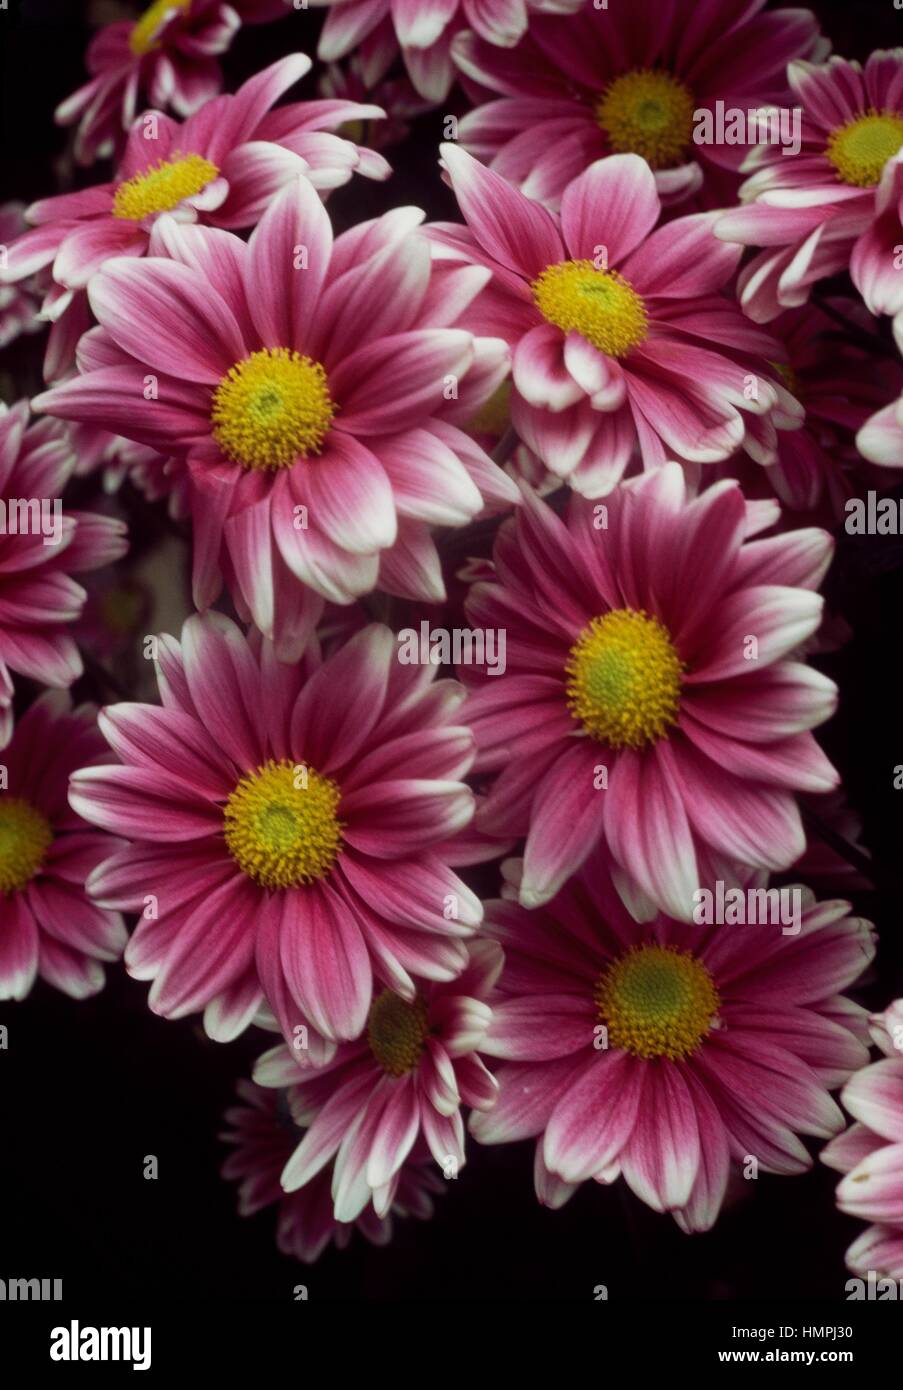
[
  {"xmin": 211, "ymin": 349, "xmax": 336, "ymax": 471},
  {"xmin": 565, "ymin": 608, "xmax": 683, "ymax": 748},
  {"xmin": 0, "ymin": 796, "xmax": 53, "ymax": 894},
  {"xmin": 595, "ymin": 944, "xmax": 720, "ymax": 1061},
  {"xmin": 532, "ymin": 260, "xmax": 648, "ymax": 358},
  {"xmin": 826, "ymin": 110, "xmax": 903, "ymax": 187},
  {"xmin": 130, "ymin": 0, "xmax": 191, "ymax": 56},
  {"xmin": 466, "ymin": 380, "xmax": 512, "ymax": 437},
  {"xmin": 112, "ymin": 153, "xmax": 220, "ymax": 221},
  {"xmin": 596, "ymin": 68, "xmax": 696, "ymax": 168},
  {"xmin": 223, "ymin": 758, "xmax": 343, "ymax": 889},
  {"xmin": 367, "ymin": 991, "xmax": 430, "ymax": 1076}
]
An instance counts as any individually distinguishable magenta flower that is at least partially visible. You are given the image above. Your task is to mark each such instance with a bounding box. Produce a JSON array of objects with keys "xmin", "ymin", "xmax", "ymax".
[
  {"xmin": 1, "ymin": 56, "xmax": 390, "ymax": 382},
  {"xmin": 435, "ymin": 147, "xmax": 794, "ymax": 492},
  {"xmin": 0, "ymin": 692, "xmax": 127, "ymax": 1002},
  {"xmin": 71, "ymin": 613, "xmax": 483, "ymax": 1051},
  {"xmin": 55, "ymin": 0, "xmax": 278, "ymax": 166},
  {"xmin": 716, "ymin": 53, "xmax": 903, "ymax": 322},
  {"xmin": 35, "ymin": 178, "xmax": 515, "ymax": 657},
  {"xmin": 251, "ymin": 940, "xmax": 500, "ymax": 1219},
  {"xmin": 472, "ymin": 855, "xmax": 874, "ymax": 1231},
  {"xmin": 312, "ymin": 0, "xmax": 584, "ymax": 102},
  {"xmin": 0, "ymin": 204, "xmax": 42, "ymax": 351},
  {"xmin": 221, "ymin": 1079, "xmax": 443, "ymax": 1262},
  {"xmin": 453, "ymin": 0, "xmax": 824, "ymax": 209},
  {"xmin": 0, "ymin": 402, "xmax": 128, "ymax": 748},
  {"xmin": 822, "ymin": 1001, "xmax": 903, "ymax": 1280},
  {"xmin": 461, "ymin": 466, "xmax": 840, "ymax": 917}
]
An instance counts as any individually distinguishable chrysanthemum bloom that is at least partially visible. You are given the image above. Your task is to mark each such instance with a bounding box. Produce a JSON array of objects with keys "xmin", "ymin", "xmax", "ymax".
[
  {"xmin": 1, "ymin": 56, "xmax": 391, "ymax": 383},
  {"xmin": 716, "ymin": 52, "xmax": 903, "ymax": 322},
  {"xmin": 721, "ymin": 301, "xmax": 903, "ymax": 517},
  {"xmin": 317, "ymin": 50, "xmax": 433, "ymax": 151},
  {"xmin": 311, "ymin": 0, "xmax": 584, "ymax": 102},
  {"xmin": 434, "ymin": 148, "xmax": 796, "ymax": 492},
  {"xmin": 251, "ymin": 940, "xmax": 500, "ymax": 1220},
  {"xmin": 472, "ymin": 854, "xmax": 874, "ymax": 1230},
  {"xmin": 461, "ymin": 464, "xmax": 840, "ymax": 917},
  {"xmin": 72, "ymin": 612, "xmax": 484, "ymax": 1051},
  {"xmin": 55, "ymin": 0, "xmax": 280, "ymax": 165},
  {"xmin": 452, "ymin": 0, "xmax": 824, "ymax": 209},
  {"xmin": 0, "ymin": 692, "xmax": 128, "ymax": 1001},
  {"xmin": 221, "ymin": 1079, "xmax": 443, "ymax": 1261},
  {"xmin": 822, "ymin": 1000, "xmax": 903, "ymax": 1280},
  {"xmin": 35, "ymin": 178, "xmax": 515, "ymax": 657},
  {"xmin": 0, "ymin": 204, "xmax": 41, "ymax": 351},
  {"xmin": 0, "ymin": 402, "xmax": 128, "ymax": 748}
]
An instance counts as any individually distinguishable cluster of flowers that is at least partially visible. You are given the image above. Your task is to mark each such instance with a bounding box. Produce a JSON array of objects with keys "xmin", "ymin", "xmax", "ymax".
[{"xmin": 1, "ymin": 0, "xmax": 902, "ymax": 1278}]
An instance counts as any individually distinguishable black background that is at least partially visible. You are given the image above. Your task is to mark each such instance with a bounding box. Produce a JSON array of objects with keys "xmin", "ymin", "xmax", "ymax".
[{"xmin": 2, "ymin": 0, "xmax": 903, "ymax": 1303}]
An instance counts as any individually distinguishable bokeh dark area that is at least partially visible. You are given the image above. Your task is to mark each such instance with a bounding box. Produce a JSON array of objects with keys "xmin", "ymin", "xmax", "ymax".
[{"xmin": 1, "ymin": 0, "xmax": 903, "ymax": 1303}]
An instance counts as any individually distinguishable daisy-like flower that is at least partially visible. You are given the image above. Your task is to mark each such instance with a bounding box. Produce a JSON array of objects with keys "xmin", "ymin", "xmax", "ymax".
[
  {"xmin": 317, "ymin": 51, "xmax": 433, "ymax": 151},
  {"xmin": 220, "ymin": 1079, "xmax": 443, "ymax": 1262},
  {"xmin": 0, "ymin": 692, "xmax": 128, "ymax": 1002},
  {"xmin": 472, "ymin": 854, "xmax": 874, "ymax": 1231},
  {"xmin": 0, "ymin": 204, "xmax": 42, "ymax": 351},
  {"xmin": 0, "ymin": 402, "xmax": 128, "ymax": 748},
  {"xmin": 56, "ymin": 0, "xmax": 278, "ymax": 166},
  {"xmin": 71, "ymin": 612, "xmax": 484, "ymax": 1053},
  {"xmin": 251, "ymin": 940, "xmax": 500, "ymax": 1220},
  {"xmin": 461, "ymin": 465, "xmax": 840, "ymax": 918},
  {"xmin": 311, "ymin": 0, "xmax": 585, "ymax": 103},
  {"xmin": 716, "ymin": 52, "xmax": 903, "ymax": 322},
  {"xmin": 822, "ymin": 1000, "xmax": 903, "ymax": 1280},
  {"xmin": 723, "ymin": 301, "xmax": 903, "ymax": 517},
  {"xmin": 434, "ymin": 147, "xmax": 796, "ymax": 493},
  {"xmin": 1, "ymin": 56, "xmax": 391, "ymax": 382},
  {"xmin": 35, "ymin": 178, "xmax": 515, "ymax": 658},
  {"xmin": 452, "ymin": 0, "xmax": 825, "ymax": 209}
]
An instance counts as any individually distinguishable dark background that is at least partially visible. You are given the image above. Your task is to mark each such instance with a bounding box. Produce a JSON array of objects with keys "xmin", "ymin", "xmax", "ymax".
[{"xmin": 1, "ymin": 0, "xmax": 903, "ymax": 1303}]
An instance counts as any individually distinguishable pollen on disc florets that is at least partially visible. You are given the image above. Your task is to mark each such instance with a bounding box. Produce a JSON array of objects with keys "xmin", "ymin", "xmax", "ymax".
[
  {"xmin": 223, "ymin": 758, "xmax": 343, "ymax": 889},
  {"xmin": 367, "ymin": 991, "xmax": 430, "ymax": 1076},
  {"xmin": 595, "ymin": 944, "xmax": 720, "ymax": 1061},
  {"xmin": 211, "ymin": 348, "xmax": 336, "ymax": 471},
  {"xmin": 532, "ymin": 260, "xmax": 648, "ymax": 358},
  {"xmin": 112, "ymin": 153, "xmax": 220, "ymax": 221},
  {"xmin": 130, "ymin": 0, "xmax": 190, "ymax": 55},
  {"xmin": 565, "ymin": 607, "xmax": 683, "ymax": 749},
  {"xmin": 826, "ymin": 109, "xmax": 903, "ymax": 187},
  {"xmin": 0, "ymin": 796, "xmax": 53, "ymax": 894},
  {"xmin": 596, "ymin": 68, "xmax": 696, "ymax": 168}
]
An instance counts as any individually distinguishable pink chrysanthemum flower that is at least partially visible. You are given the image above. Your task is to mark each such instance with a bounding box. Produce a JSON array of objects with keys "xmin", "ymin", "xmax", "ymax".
[
  {"xmin": 472, "ymin": 854, "xmax": 874, "ymax": 1231},
  {"xmin": 1, "ymin": 56, "xmax": 391, "ymax": 382},
  {"xmin": 311, "ymin": 0, "xmax": 584, "ymax": 103},
  {"xmin": 55, "ymin": 0, "xmax": 277, "ymax": 166},
  {"xmin": 317, "ymin": 51, "xmax": 433, "ymax": 150},
  {"xmin": 221, "ymin": 1079, "xmax": 443, "ymax": 1262},
  {"xmin": 722, "ymin": 301, "xmax": 903, "ymax": 517},
  {"xmin": 35, "ymin": 178, "xmax": 515, "ymax": 658},
  {"xmin": 716, "ymin": 52, "xmax": 903, "ymax": 322},
  {"xmin": 71, "ymin": 612, "xmax": 484, "ymax": 1052},
  {"xmin": 434, "ymin": 147, "xmax": 796, "ymax": 492},
  {"xmin": 0, "ymin": 692, "xmax": 128, "ymax": 1002},
  {"xmin": 453, "ymin": 0, "xmax": 825, "ymax": 209},
  {"xmin": 461, "ymin": 465, "xmax": 841, "ymax": 917},
  {"xmin": 251, "ymin": 940, "xmax": 500, "ymax": 1220},
  {"xmin": 0, "ymin": 402, "xmax": 128, "ymax": 748},
  {"xmin": 822, "ymin": 1000, "xmax": 903, "ymax": 1280},
  {"xmin": 0, "ymin": 204, "xmax": 42, "ymax": 351}
]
